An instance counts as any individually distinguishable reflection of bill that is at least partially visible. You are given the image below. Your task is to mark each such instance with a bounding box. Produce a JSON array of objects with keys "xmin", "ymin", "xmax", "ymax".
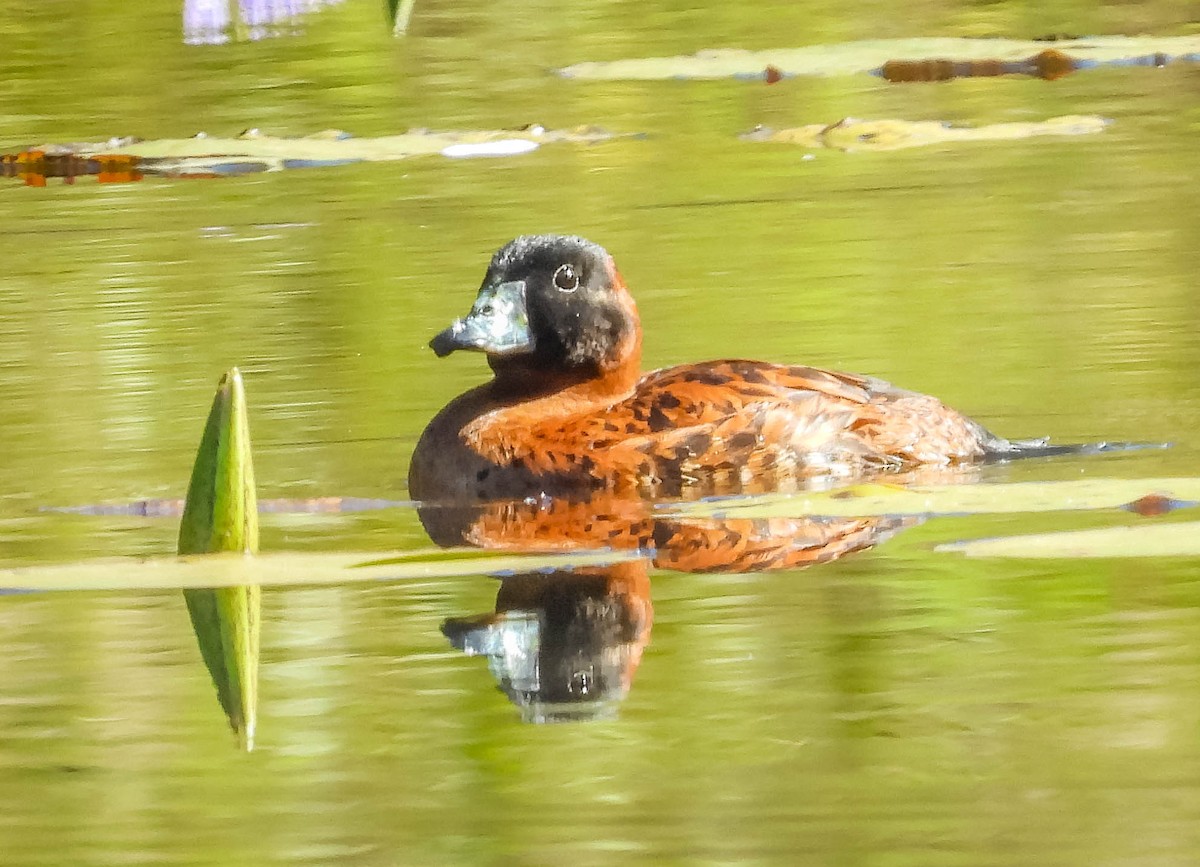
[
  {"xmin": 183, "ymin": 0, "xmax": 345, "ymax": 46},
  {"xmin": 429, "ymin": 496, "xmax": 915, "ymax": 723}
]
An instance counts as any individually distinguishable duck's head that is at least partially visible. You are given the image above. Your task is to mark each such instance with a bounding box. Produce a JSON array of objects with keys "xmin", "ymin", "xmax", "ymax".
[{"xmin": 430, "ymin": 235, "xmax": 642, "ymax": 388}]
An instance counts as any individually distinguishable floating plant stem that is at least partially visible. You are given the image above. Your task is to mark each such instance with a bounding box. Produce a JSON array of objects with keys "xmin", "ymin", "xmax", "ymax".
[{"xmin": 390, "ymin": 0, "xmax": 416, "ymax": 35}]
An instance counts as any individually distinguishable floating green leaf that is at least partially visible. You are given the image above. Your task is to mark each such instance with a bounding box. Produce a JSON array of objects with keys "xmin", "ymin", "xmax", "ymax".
[
  {"xmin": 937, "ymin": 521, "xmax": 1200, "ymax": 559},
  {"xmin": 558, "ymin": 36, "xmax": 1200, "ymax": 80},
  {"xmin": 179, "ymin": 368, "xmax": 260, "ymax": 750},
  {"xmin": 743, "ymin": 115, "xmax": 1108, "ymax": 152},
  {"xmin": 667, "ymin": 478, "xmax": 1200, "ymax": 520}
]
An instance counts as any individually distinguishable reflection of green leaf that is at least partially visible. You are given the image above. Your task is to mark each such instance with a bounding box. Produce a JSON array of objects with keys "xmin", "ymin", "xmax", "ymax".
[
  {"xmin": 178, "ymin": 368, "xmax": 260, "ymax": 751},
  {"xmin": 667, "ymin": 479, "xmax": 1200, "ymax": 519},
  {"xmin": 744, "ymin": 116, "xmax": 1108, "ymax": 152},
  {"xmin": 0, "ymin": 548, "xmax": 644, "ymax": 593},
  {"xmin": 937, "ymin": 521, "xmax": 1200, "ymax": 559},
  {"xmin": 183, "ymin": 585, "xmax": 259, "ymax": 749},
  {"xmin": 558, "ymin": 35, "xmax": 1200, "ymax": 80}
]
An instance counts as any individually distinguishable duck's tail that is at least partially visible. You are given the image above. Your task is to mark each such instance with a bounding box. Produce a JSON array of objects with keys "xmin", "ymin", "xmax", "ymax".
[{"xmin": 984, "ymin": 436, "xmax": 1169, "ymax": 463}]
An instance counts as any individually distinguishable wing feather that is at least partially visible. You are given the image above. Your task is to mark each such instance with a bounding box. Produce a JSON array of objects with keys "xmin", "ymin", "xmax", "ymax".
[{"xmin": 464, "ymin": 360, "xmax": 994, "ymax": 495}]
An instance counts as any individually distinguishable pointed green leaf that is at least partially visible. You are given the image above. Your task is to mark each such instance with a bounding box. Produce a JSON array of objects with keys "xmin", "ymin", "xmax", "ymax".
[
  {"xmin": 178, "ymin": 368, "xmax": 258, "ymax": 556},
  {"xmin": 178, "ymin": 368, "xmax": 260, "ymax": 750}
]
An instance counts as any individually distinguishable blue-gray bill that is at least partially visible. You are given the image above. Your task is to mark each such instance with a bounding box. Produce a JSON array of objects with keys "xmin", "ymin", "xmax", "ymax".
[{"xmin": 429, "ymin": 279, "xmax": 533, "ymax": 357}]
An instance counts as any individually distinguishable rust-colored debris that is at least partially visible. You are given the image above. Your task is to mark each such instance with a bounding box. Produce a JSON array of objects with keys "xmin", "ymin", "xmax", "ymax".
[
  {"xmin": 0, "ymin": 150, "xmax": 142, "ymax": 185},
  {"xmin": 1123, "ymin": 493, "xmax": 1189, "ymax": 517},
  {"xmin": 881, "ymin": 48, "xmax": 1077, "ymax": 82},
  {"xmin": 764, "ymin": 64, "xmax": 784, "ymax": 84}
]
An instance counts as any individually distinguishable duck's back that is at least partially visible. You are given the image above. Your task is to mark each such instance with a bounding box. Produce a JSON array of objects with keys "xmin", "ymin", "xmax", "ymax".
[{"xmin": 582, "ymin": 360, "xmax": 1002, "ymax": 496}]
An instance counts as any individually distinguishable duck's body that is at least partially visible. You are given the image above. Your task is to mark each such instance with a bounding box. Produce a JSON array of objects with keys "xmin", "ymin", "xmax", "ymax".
[
  {"xmin": 410, "ymin": 357, "xmax": 1007, "ymax": 501},
  {"xmin": 409, "ymin": 235, "xmax": 1061, "ymax": 503}
]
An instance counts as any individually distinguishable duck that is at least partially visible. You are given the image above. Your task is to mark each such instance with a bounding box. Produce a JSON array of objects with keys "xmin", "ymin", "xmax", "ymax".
[{"xmin": 408, "ymin": 234, "xmax": 1093, "ymax": 503}]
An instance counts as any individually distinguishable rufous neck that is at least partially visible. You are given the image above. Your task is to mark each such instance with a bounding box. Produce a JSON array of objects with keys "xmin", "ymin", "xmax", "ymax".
[{"xmin": 489, "ymin": 345, "xmax": 641, "ymax": 401}]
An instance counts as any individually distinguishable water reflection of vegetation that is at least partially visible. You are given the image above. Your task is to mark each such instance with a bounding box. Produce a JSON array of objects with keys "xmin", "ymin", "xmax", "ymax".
[{"xmin": 183, "ymin": 0, "xmax": 346, "ymax": 45}]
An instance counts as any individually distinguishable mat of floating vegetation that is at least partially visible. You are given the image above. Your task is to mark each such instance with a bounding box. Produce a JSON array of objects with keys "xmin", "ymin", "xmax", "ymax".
[
  {"xmin": 667, "ymin": 479, "xmax": 1200, "ymax": 560},
  {"xmin": 0, "ymin": 547, "xmax": 644, "ymax": 593},
  {"xmin": 742, "ymin": 115, "xmax": 1108, "ymax": 151},
  {"xmin": 666, "ymin": 478, "xmax": 1200, "ymax": 520},
  {"xmin": 938, "ymin": 521, "xmax": 1200, "ymax": 558},
  {"xmin": 558, "ymin": 35, "xmax": 1200, "ymax": 81},
  {"xmin": 2, "ymin": 125, "xmax": 621, "ymax": 180}
]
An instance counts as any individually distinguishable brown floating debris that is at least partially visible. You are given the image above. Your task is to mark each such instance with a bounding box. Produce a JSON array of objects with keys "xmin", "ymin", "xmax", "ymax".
[
  {"xmin": 1123, "ymin": 493, "xmax": 1196, "ymax": 516},
  {"xmin": 764, "ymin": 64, "xmax": 784, "ymax": 84},
  {"xmin": 0, "ymin": 150, "xmax": 142, "ymax": 186},
  {"xmin": 880, "ymin": 48, "xmax": 1077, "ymax": 82}
]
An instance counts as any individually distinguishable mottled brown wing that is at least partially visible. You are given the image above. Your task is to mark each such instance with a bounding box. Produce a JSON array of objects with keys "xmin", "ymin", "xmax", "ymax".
[
  {"xmin": 465, "ymin": 362, "xmax": 858, "ymax": 493},
  {"xmin": 467, "ymin": 360, "xmax": 994, "ymax": 495}
]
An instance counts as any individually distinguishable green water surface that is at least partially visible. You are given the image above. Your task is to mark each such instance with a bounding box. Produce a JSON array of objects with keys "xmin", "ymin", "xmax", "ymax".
[{"xmin": 1, "ymin": 0, "xmax": 1199, "ymax": 864}]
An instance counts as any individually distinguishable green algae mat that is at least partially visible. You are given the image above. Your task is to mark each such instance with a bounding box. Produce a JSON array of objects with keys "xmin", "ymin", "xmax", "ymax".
[{"xmin": 557, "ymin": 36, "xmax": 1200, "ymax": 80}]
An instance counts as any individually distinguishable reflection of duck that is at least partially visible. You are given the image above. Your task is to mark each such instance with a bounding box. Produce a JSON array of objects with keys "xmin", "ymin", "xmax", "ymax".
[
  {"xmin": 443, "ymin": 562, "xmax": 652, "ymax": 724},
  {"xmin": 435, "ymin": 497, "xmax": 913, "ymax": 722},
  {"xmin": 410, "ymin": 234, "xmax": 1075, "ymax": 503},
  {"xmin": 421, "ymin": 496, "xmax": 914, "ymax": 573}
]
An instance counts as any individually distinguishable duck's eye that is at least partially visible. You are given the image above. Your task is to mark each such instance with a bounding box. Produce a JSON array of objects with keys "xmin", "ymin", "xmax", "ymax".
[{"xmin": 553, "ymin": 263, "xmax": 579, "ymax": 293}]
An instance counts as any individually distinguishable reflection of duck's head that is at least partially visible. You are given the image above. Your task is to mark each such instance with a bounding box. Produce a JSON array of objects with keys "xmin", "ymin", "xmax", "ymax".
[
  {"xmin": 429, "ymin": 234, "xmax": 642, "ymax": 392},
  {"xmin": 442, "ymin": 564, "xmax": 652, "ymax": 724}
]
